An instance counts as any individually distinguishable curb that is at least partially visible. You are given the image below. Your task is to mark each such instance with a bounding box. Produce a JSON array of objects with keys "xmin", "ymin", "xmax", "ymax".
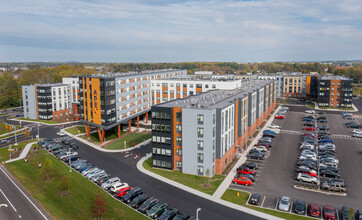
[
  {"xmin": 293, "ymin": 185, "xmax": 347, "ymax": 196},
  {"xmin": 8, "ymin": 118, "xmax": 78, "ymax": 126}
]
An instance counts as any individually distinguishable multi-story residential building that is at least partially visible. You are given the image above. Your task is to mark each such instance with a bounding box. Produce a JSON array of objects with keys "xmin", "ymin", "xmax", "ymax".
[
  {"xmin": 79, "ymin": 69, "xmax": 187, "ymax": 143},
  {"xmin": 151, "ymin": 80, "xmax": 276, "ymax": 176},
  {"xmin": 276, "ymin": 75, "xmax": 284, "ymax": 98},
  {"xmin": 150, "ymin": 78, "xmax": 243, "ymax": 105},
  {"xmin": 62, "ymin": 76, "xmax": 80, "ymax": 117},
  {"xmin": 317, "ymin": 76, "xmax": 353, "ymax": 108},
  {"xmin": 22, "ymin": 83, "xmax": 71, "ymax": 120},
  {"xmin": 305, "ymin": 75, "xmax": 319, "ymax": 100},
  {"xmin": 282, "ymin": 75, "xmax": 303, "ymax": 98},
  {"xmin": 234, "ymin": 75, "xmax": 251, "ymax": 81}
]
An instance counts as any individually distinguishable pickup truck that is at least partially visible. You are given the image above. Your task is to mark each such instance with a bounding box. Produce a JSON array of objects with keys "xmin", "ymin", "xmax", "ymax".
[{"xmin": 321, "ymin": 181, "xmax": 346, "ymax": 192}]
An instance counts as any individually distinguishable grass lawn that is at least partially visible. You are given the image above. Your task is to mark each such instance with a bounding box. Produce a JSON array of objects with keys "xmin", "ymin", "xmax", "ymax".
[
  {"xmin": 0, "ymin": 122, "xmax": 20, "ymax": 135},
  {"xmin": 305, "ymin": 103, "xmax": 315, "ymax": 109},
  {"xmin": 5, "ymin": 149, "xmax": 146, "ymax": 220},
  {"xmin": 19, "ymin": 118, "xmax": 59, "ymax": 124},
  {"xmin": 143, "ymin": 158, "xmax": 225, "ymax": 195},
  {"xmin": 0, "ymin": 139, "xmax": 36, "ymax": 162},
  {"xmin": 81, "ymin": 129, "xmax": 123, "ymax": 144},
  {"xmin": 64, "ymin": 126, "xmax": 95, "ymax": 135},
  {"xmin": 353, "ymin": 86, "xmax": 361, "ymax": 96},
  {"xmin": 221, "ymin": 189, "xmax": 312, "ymax": 220},
  {"xmin": 105, "ymin": 132, "xmax": 151, "ymax": 150}
]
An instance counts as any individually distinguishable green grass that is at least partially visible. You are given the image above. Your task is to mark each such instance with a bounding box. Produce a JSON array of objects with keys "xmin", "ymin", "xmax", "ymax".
[
  {"xmin": 64, "ymin": 126, "xmax": 95, "ymax": 135},
  {"xmin": 105, "ymin": 132, "xmax": 151, "ymax": 150},
  {"xmin": 81, "ymin": 129, "xmax": 121, "ymax": 144},
  {"xmin": 221, "ymin": 189, "xmax": 312, "ymax": 220},
  {"xmin": 19, "ymin": 118, "xmax": 59, "ymax": 124},
  {"xmin": 305, "ymin": 103, "xmax": 315, "ymax": 109},
  {"xmin": 0, "ymin": 122, "xmax": 20, "ymax": 135},
  {"xmin": 0, "ymin": 139, "xmax": 36, "ymax": 162},
  {"xmin": 0, "ymin": 130, "xmax": 26, "ymax": 139},
  {"xmin": 143, "ymin": 158, "xmax": 225, "ymax": 195},
  {"xmin": 318, "ymin": 107, "xmax": 354, "ymax": 110},
  {"xmin": 5, "ymin": 149, "xmax": 147, "ymax": 220},
  {"xmin": 353, "ymin": 86, "xmax": 361, "ymax": 97}
]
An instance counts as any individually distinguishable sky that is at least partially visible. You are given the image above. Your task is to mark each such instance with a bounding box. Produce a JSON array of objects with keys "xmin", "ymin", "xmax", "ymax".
[{"xmin": 0, "ymin": 0, "xmax": 361, "ymax": 63}]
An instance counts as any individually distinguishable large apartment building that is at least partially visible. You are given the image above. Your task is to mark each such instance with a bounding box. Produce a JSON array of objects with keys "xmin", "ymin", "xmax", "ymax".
[
  {"xmin": 151, "ymin": 80, "xmax": 277, "ymax": 176},
  {"xmin": 22, "ymin": 83, "xmax": 71, "ymax": 120},
  {"xmin": 150, "ymin": 78, "xmax": 243, "ymax": 105},
  {"xmin": 318, "ymin": 76, "xmax": 353, "ymax": 108},
  {"xmin": 79, "ymin": 69, "xmax": 187, "ymax": 143}
]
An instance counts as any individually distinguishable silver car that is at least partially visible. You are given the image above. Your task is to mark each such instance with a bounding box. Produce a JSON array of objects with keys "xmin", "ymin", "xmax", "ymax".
[
  {"xmin": 101, "ymin": 177, "xmax": 121, "ymax": 190},
  {"xmin": 278, "ymin": 196, "xmax": 291, "ymax": 211}
]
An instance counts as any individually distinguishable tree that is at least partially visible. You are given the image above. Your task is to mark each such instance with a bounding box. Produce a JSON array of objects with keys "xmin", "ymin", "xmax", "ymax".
[
  {"xmin": 24, "ymin": 129, "xmax": 30, "ymax": 138},
  {"xmin": 42, "ymin": 158, "xmax": 54, "ymax": 181},
  {"xmin": 59, "ymin": 176, "xmax": 71, "ymax": 196},
  {"xmin": 92, "ymin": 190, "xmax": 107, "ymax": 219},
  {"xmin": 204, "ymin": 168, "xmax": 211, "ymax": 187}
]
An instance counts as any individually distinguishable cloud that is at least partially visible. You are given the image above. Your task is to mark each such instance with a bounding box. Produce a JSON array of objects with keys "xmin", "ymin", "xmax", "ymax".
[{"xmin": 0, "ymin": 0, "xmax": 361, "ymax": 62}]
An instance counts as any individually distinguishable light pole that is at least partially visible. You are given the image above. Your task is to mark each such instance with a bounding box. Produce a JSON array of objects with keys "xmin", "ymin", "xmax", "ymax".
[
  {"xmin": 196, "ymin": 208, "xmax": 201, "ymax": 220},
  {"xmin": 19, "ymin": 121, "xmax": 22, "ymax": 129},
  {"xmin": 37, "ymin": 123, "xmax": 40, "ymax": 140},
  {"xmin": 14, "ymin": 126, "xmax": 18, "ymax": 145},
  {"xmin": 68, "ymin": 148, "xmax": 72, "ymax": 172}
]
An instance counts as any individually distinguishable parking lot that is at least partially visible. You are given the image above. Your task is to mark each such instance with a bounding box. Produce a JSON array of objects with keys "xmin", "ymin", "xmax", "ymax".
[{"xmin": 228, "ymin": 104, "xmax": 362, "ymax": 217}]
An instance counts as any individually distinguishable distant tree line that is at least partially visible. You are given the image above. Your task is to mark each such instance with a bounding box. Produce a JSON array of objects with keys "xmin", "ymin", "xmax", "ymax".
[{"xmin": 0, "ymin": 62, "xmax": 360, "ymax": 109}]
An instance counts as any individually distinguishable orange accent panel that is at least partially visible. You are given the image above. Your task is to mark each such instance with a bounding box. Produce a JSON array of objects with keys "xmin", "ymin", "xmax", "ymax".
[
  {"xmin": 86, "ymin": 78, "xmax": 91, "ymax": 122},
  {"xmin": 172, "ymin": 107, "xmax": 182, "ymax": 170},
  {"xmin": 306, "ymin": 76, "xmax": 311, "ymax": 94},
  {"xmin": 162, "ymin": 86, "xmax": 168, "ymax": 91},
  {"xmin": 82, "ymin": 78, "xmax": 86, "ymax": 120},
  {"xmin": 196, "ymin": 87, "xmax": 202, "ymax": 93},
  {"xmin": 91, "ymin": 78, "xmax": 101, "ymax": 125},
  {"xmin": 156, "ymin": 93, "xmax": 160, "ymax": 97}
]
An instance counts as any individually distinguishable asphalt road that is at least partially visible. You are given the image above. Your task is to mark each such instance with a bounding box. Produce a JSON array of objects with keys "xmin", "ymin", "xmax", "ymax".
[
  {"xmin": 230, "ymin": 103, "xmax": 362, "ymax": 214},
  {"xmin": 0, "ymin": 166, "xmax": 50, "ymax": 220}
]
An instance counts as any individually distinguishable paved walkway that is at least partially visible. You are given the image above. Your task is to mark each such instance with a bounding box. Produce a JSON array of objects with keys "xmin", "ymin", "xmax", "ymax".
[
  {"xmin": 8, "ymin": 118, "xmax": 78, "ymax": 126},
  {"xmin": 137, "ymin": 154, "xmax": 282, "ymax": 220},
  {"xmin": 212, "ymin": 105, "xmax": 282, "ymax": 199},
  {"xmin": 62, "ymin": 128, "xmax": 151, "ymax": 153},
  {"xmin": 311, "ymin": 102, "xmax": 359, "ymax": 112},
  {"xmin": 2, "ymin": 141, "xmax": 37, "ymax": 164}
]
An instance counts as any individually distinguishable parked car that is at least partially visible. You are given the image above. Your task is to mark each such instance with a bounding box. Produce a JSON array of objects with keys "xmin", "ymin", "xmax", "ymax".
[
  {"xmin": 157, "ymin": 208, "xmax": 179, "ymax": 220},
  {"xmin": 147, "ymin": 201, "xmax": 168, "ymax": 219},
  {"xmin": 172, "ymin": 213, "xmax": 190, "ymax": 220},
  {"xmin": 321, "ymin": 180, "xmax": 346, "ymax": 192},
  {"xmin": 247, "ymin": 152, "xmax": 264, "ymax": 160},
  {"xmin": 305, "ymin": 110, "xmax": 315, "ymax": 114},
  {"xmin": 262, "ymin": 133, "xmax": 275, "ymax": 138},
  {"xmin": 347, "ymin": 123, "xmax": 362, "ymax": 128},
  {"xmin": 355, "ymin": 209, "xmax": 362, "ymax": 220},
  {"xmin": 69, "ymin": 142, "xmax": 78, "ymax": 149},
  {"xmin": 62, "ymin": 139, "xmax": 71, "ymax": 145},
  {"xmin": 309, "ymin": 203, "xmax": 321, "ymax": 217},
  {"xmin": 278, "ymin": 196, "xmax": 291, "ymax": 212},
  {"xmin": 296, "ymin": 167, "xmax": 317, "ymax": 177},
  {"xmin": 317, "ymin": 119, "xmax": 328, "ymax": 123},
  {"xmin": 121, "ymin": 187, "xmax": 143, "ymax": 203},
  {"xmin": 232, "ymin": 176, "xmax": 252, "ymax": 186},
  {"xmin": 294, "ymin": 200, "xmax": 306, "ymax": 215},
  {"xmin": 91, "ymin": 172, "xmax": 108, "ymax": 182},
  {"xmin": 130, "ymin": 194, "xmax": 149, "ymax": 209},
  {"xmin": 138, "ymin": 197, "xmax": 159, "ymax": 214},
  {"xmin": 62, "ymin": 155, "xmax": 80, "ymax": 162},
  {"xmin": 243, "ymin": 162, "xmax": 258, "ymax": 170},
  {"xmin": 344, "ymin": 115, "xmax": 354, "ymax": 120},
  {"xmin": 110, "ymin": 182, "xmax": 129, "ymax": 193},
  {"xmin": 264, "ymin": 130, "xmax": 276, "ymax": 135},
  {"xmin": 255, "ymin": 142, "xmax": 272, "ymax": 149},
  {"xmin": 235, "ymin": 173, "xmax": 255, "ymax": 182},
  {"xmin": 320, "ymin": 170, "xmax": 340, "ymax": 178},
  {"xmin": 305, "ymin": 114, "xmax": 316, "ymax": 119},
  {"xmin": 58, "ymin": 151, "xmax": 78, "ymax": 160},
  {"xmin": 317, "ymin": 116, "xmax": 327, "ymax": 120},
  {"xmin": 248, "ymin": 194, "xmax": 261, "ymax": 205},
  {"xmin": 340, "ymin": 206, "xmax": 351, "ymax": 220},
  {"xmin": 297, "ymin": 173, "xmax": 317, "ymax": 184},
  {"xmin": 317, "ymin": 111, "xmax": 326, "ymax": 114},
  {"xmin": 253, "ymin": 146, "xmax": 268, "ymax": 152},
  {"xmin": 353, "ymin": 133, "xmax": 362, "ymax": 138},
  {"xmin": 319, "ymin": 138, "xmax": 334, "ymax": 144},
  {"xmin": 269, "ymin": 124, "xmax": 280, "ymax": 129},
  {"xmin": 117, "ymin": 187, "xmax": 134, "ymax": 198},
  {"xmin": 303, "ymin": 122, "xmax": 314, "ymax": 127},
  {"xmin": 353, "ymin": 129, "xmax": 362, "ymax": 134},
  {"xmin": 275, "ymin": 115, "xmax": 285, "ymax": 119},
  {"xmin": 303, "ymin": 118, "xmax": 314, "ymax": 122},
  {"xmin": 96, "ymin": 176, "xmax": 111, "ymax": 186},
  {"xmin": 101, "ymin": 177, "xmax": 121, "ymax": 190},
  {"xmin": 303, "ymin": 127, "xmax": 315, "ymax": 131},
  {"xmin": 320, "ymin": 166, "xmax": 339, "ymax": 174},
  {"xmin": 323, "ymin": 205, "xmax": 336, "ymax": 220},
  {"xmin": 318, "ymin": 125, "xmax": 329, "ymax": 130},
  {"xmin": 303, "ymin": 132, "xmax": 317, "ymax": 138},
  {"xmin": 57, "ymin": 131, "xmax": 66, "ymax": 136}
]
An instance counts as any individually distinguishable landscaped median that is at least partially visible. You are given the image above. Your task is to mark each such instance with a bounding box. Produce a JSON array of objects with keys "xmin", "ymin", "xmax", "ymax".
[
  {"xmin": 64, "ymin": 125, "xmax": 95, "ymax": 135},
  {"xmin": 221, "ymin": 189, "xmax": 312, "ymax": 220},
  {"xmin": 2, "ymin": 147, "xmax": 147, "ymax": 220},
  {"xmin": 17, "ymin": 118, "xmax": 59, "ymax": 124},
  {"xmin": 143, "ymin": 157, "xmax": 225, "ymax": 195}
]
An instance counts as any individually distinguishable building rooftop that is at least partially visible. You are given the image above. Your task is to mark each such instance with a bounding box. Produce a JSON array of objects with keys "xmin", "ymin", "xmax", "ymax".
[
  {"xmin": 153, "ymin": 76, "xmax": 240, "ymax": 82},
  {"xmin": 25, "ymin": 83, "xmax": 68, "ymax": 87},
  {"xmin": 84, "ymin": 69, "xmax": 186, "ymax": 78},
  {"xmin": 157, "ymin": 80, "xmax": 274, "ymax": 110},
  {"xmin": 319, "ymin": 75, "xmax": 352, "ymax": 81}
]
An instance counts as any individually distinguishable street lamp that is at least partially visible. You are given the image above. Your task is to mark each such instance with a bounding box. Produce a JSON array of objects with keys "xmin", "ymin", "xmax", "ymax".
[
  {"xmin": 19, "ymin": 121, "xmax": 22, "ymax": 129},
  {"xmin": 196, "ymin": 208, "xmax": 201, "ymax": 220}
]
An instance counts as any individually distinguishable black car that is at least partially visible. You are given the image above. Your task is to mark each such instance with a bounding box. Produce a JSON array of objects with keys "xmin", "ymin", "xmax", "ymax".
[
  {"xmin": 345, "ymin": 121, "xmax": 356, "ymax": 126},
  {"xmin": 341, "ymin": 206, "xmax": 351, "ymax": 220},
  {"xmin": 262, "ymin": 133, "xmax": 275, "ymax": 138},
  {"xmin": 318, "ymin": 125, "xmax": 329, "ymax": 130},
  {"xmin": 303, "ymin": 122, "xmax": 314, "ymax": 127},
  {"xmin": 348, "ymin": 123, "xmax": 362, "ymax": 128},
  {"xmin": 294, "ymin": 200, "xmax": 306, "ymax": 215},
  {"xmin": 247, "ymin": 152, "xmax": 264, "ymax": 160},
  {"xmin": 243, "ymin": 162, "xmax": 258, "ymax": 170},
  {"xmin": 62, "ymin": 155, "xmax": 80, "ymax": 162},
  {"xmin": 70, "ymin": 142, "xmax": 78, "ymax": 149},
  {"xmin": 62, "ymin": 139, "xmax": 71, "ymax": 145},
  {"xmin": 320, "ymin": 169, "xmax": 340, "ymax": 178},
  {"xmin": 121, "ymin": 187, "xmax": 143, "ymax": 203},
  {"xmin": 317, "ymin": 116, "xmax": 327, "ymax": 120},
  {"xmin": 249, "ymin": 149, "xmax": 264, "ymax": 155},
  {"xmin": 318, "ymin": 134, "xmax": 330, "ymax": 140},
  {"xmin": 298, "ymin": 162, "xmax": 317, "ymax": 170},
  {"xmin": 96, "ymin": 176, "xmax": 111, "ymax": 186},
  {"xmin": 157, "ymin": 208, "xmax": 179, "ymax": 220},
  {"xmin": 355, "ymin": 209, "xmax": 362, "ymax": 220},
  {"xmin": 129, "ymin": 194, "xmax": 148, "ymax": 209},
  {"xmin": 318, "ymin": 130, "xmax": 330, "ymax": 135},
  {"xmin": 172, "ymin": 213, "xmax": 189, "ymax": 220},
  {"xmin": 248, "ymin": 194, "xmax": 261, "ymax": 205},
  {"xmin": 317, "ymin": 119, "xmax": 327, "ymax": 123},
  {"xmin": 317, "ymin": 111, "xmax": 326, "ymax": 114},
  {"xmin": 138, "ymin": 197, "xmax": 159, "ymax": 213}
]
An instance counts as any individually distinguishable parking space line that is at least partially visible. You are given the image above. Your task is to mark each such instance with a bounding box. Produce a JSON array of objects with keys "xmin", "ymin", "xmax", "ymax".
[
  {"xmin": 289, "ymin": 201, "xmax": 293, "ymax": 213},
  {"xmin": 336, "ymin": 209, "xmax": 339, "ymax": 220},
  {"xmin": 261, "ymin": 196, "xmax": 266, "ymax": 207},
  {"xmin": 275, "ymin": 198, "xmax": 279, "ymax": 210},
  {"xmin": 0, "ymin": 188, "xmax": 17, "ymax": 212}
]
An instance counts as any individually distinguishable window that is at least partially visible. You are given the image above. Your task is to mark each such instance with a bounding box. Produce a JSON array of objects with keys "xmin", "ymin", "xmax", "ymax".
[
  {"xmin": 197, "ymin": 153, "xmax": 204, "ymax": 162},
  {"xmin": 197, "ymin": 128, "xmax": 204, "ymax": 137},
  {"xmin": 176, "ymin": 124, "xmax": 182, "ymax": 133},
  {"xmin": 176, "ymin": 112, "xmax": 182, "ymax": 122},
  {"xmin": 332, "ymin": 82, "xmax": 335, "ymax": 86},
  {"xmin": 176, "ymin": 137, "xmax": 182, "ymax": 146},
  {"xmin": 213, "ymin": 114, "xmax": 216, "ymax": 124},
  {"xmin": 197, "ymin": 166, "xmax": 204, "ymax": 174},
  {"xmin": 197, "ymin": 114, "xmax": 204, "ymax": 124},
  {"xmin": 176, "ymin": 149, "xmax": 182, "ymax": 156},
  {"xmin": 176, "ymin": 161, "xmax": 182, "ymax": 169},
  {"xmin": 197, "ymin": 140, "xmax": 204, "ymax": 149},
  {"xmin": 190, "ymin": 84, "xmax": 193, "ymax": 88}
]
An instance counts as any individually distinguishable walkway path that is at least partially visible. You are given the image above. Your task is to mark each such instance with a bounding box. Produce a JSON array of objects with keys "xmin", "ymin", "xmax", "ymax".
[
  {"xmin": 8, "ymin": 118, "xmax": 78, "ymax": 126},
  {"xmin": 137, "ymin": 154, "xmax": 282, "ymax": 220},
  {"xmin": 2, "ymin": 141, "xmax": 37, "ymax": 164},
  {"xmin": 212, "ymin": 105, "xmax": 282, "ymax": 199}
]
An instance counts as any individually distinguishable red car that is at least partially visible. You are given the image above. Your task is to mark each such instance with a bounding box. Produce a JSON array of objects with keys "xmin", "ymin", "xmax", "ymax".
[
  {"xmin": 323, "ymin": 205, "xmax": 336, "ymax": 220},
  {"xmin": 232, "ymin": 176, "xmax": 252, "ymax": 186},
  {"xmin": 275, "ymin": 115, "xmax": 285, "ymax": 119},
  {"xmin": 237, "ymin": 166, "xmax": 256, "ymax": 175},
  {"xmin": 303, "ymin": 127, "xmax": 315, "ymax": 131},
  {"xmin": 117, "ymin": 187, "xmax": 134, "ymax": 198},
  {"xmin": 297, "ymin": 168, "xmax": 317, "ymax": 177},
  {"xmin": 303, "ymin": 133, "xmax": 317, "ymax": 138},
  {"xmin": 309, "ymin": 203, "xmax": 321, "ymax": 217}
]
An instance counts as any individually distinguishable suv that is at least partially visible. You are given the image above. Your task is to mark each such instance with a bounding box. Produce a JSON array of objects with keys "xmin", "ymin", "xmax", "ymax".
[
  {"xmin": 296, "ymin": 173, "xmax": 317, "ymax": 184},
  {"xmin": 138, "ymin": 197, "xmax": 159, "ymax": 214},
  {"xmin": 121, "ymin": 187, "xmax": 143, "ymax": 203},
  {"xmin": 130, "ymin": 194, "xmax": 148, "ymax": 209},
  {"xmin": 147, "ymin": 201, "xmax": 168, "ymax": 219},
  {"xmin": 101, "ymin": 177, "xmax": 120, "ymax": 190},
  {"xmin": 321, "ymin": 180, "xmax": 346, "ymax": 192}
]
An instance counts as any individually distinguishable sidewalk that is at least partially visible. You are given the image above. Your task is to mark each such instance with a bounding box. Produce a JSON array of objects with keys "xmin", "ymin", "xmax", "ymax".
[
  {"xmin": 62, "ymin": 129, "xmax": 151, "ymax": 153},
  {"xmin": 313, "ymin": 103, "xmax": 359, "ymax": 112},
  {"xmin": 2, "ymin": 141, "xmax": 37, "ymax": 164},
  {"xmin": 137, "ymin": 154, "xmax": 282, "ymax": 220},
  {"xmin": 8, "ymin": 118, "xmax": 78, "ymax": 126},
  {"xmin": 212, "ymin": 105, "xmax": 281, "ymax": 199}
]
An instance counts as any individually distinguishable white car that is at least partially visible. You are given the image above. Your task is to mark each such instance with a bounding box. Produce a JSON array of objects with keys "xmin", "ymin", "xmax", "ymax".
[
  {"xmin": 82, "ymin": 167, "xmax": 99, "ymax": 175},
  {"xmin": 110, "ymin": 182, "xmax": 129, "ymax": 193},
  {"xmin": 298, "ymin": 166, "xmax": 317, "ymax": 174},
  {"xmin": 278, "ymin": 196, "xmax": 291, "ymax": 211},
  {"xmin": 101, "ymin": 177, "xmax": 120, "ymax": 190},
  {"xmin": 353, "ymin": 129, "xmax": 362, "ymax": 135},
  {"xmin": 87, "ymin": 170, "xmax": 105, "ymax": 179},
  {"xmin": 297, "ymin": 173, "xmax": 317, "ymax": 184},
  {"xmin": 300, "ymin": 143, "xmax": 316, "ymax": 150},
  {"xmin": 269, "ymin": 124, "xmax": 280, "ymax": 129},
  {"xmin": 253, "ymin": 146, "xmax": 268, "ymax": 152},
  {"xmin": 57, "ymin": 131, "xmax": 66, "ymax": 136},
  {"xmin": 58, "ymin": 152, "xmax": 78, "ymax": 160},
  {"xmin": 305, "ymin": 110, "xmax": 315, "ymax": 114},
  {"xmin": 299, "ymin": 155, "xmax": 317, "ymax": 161},
  {"xmin": 301, "ymin": 151, "xmax": 317, "ymax": 157}
]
